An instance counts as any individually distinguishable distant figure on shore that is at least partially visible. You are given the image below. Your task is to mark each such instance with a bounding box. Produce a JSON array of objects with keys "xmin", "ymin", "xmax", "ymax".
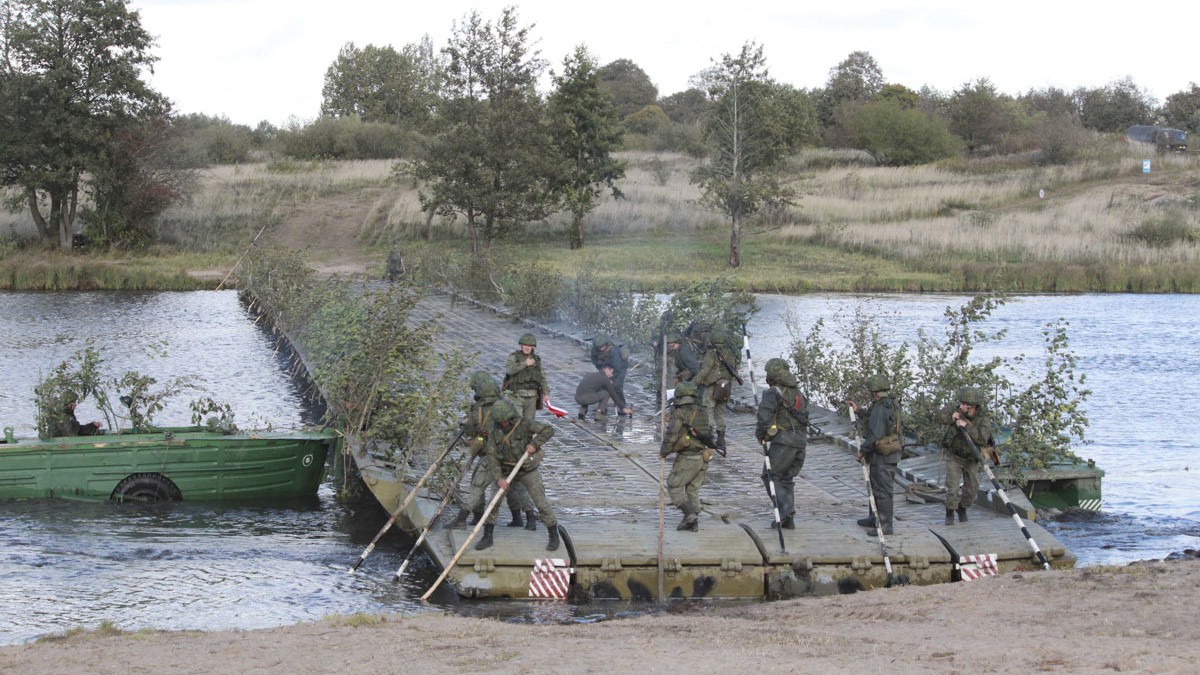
[
  {"xmin": 848, "ymin": 374, "xmax": 900, "ymax": 536},
  {"xmin": 659, "ymin": 381, "xmax": 714, "ymax": 532},
  {"xmin": 575, "ymin": 365, "xmax": 632, "ymax": 421},
  {"xmin": 755, "ymin": 358, "xmax": 808, "ymax": 530},
  {"xmin": 503, "ymin": 333, "xmax": 549, "ymax": 419},
  {"xmin": 936, "ymin": 386, "xmax": 992, "ymax": 526},
  {"xmin": 56, "ymin": 390, "xmax": 103, "ymax": 437}
]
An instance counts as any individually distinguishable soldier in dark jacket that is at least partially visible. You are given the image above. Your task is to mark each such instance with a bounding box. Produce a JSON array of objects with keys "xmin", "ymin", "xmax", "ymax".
[
  {"xmin": 55, "ymin": 390, "xmax": 103, "ymax": 437},
  {"xmin": 450, "ymin": 373, "xmax": 537, "ymax": 530},
  {"xmin": 659, "ymin": 381, "xmax": 714, "ymax": 532},
  {"xmin": 504, "ymin": 333, "xmax": 549, "ymax": 419},
  {"xmin": 590, "ymin": 335, "xmax": 629, "ymax": 414},
  {"xmin": 478, "ymin": 400, "xmax": 560, "ymax": 551},
  {"xmin": 935, "ymin": 386, "xmax": 991, "ymax": 525},
  {"xmin": 575, "ymin": 366, "xmax": 632, "ymax": 420},
  {"xmin": 695, "ymin": 329, "xmax": 735, "ymax": 449},
  {"xmin": 671, "ymin": 332, "xmax": 700, "ymax": 384},
  {"xmin": 755, "ymin": 358, "xmax": 808, "ymax": 529},
  {"xmin": 848, "ymin": 374, "xmax": 900, "ymax": 536}
]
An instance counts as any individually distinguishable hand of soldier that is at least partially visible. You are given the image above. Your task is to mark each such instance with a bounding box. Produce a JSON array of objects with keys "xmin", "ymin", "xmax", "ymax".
[
  {"xmin": 951, "ymin": 411, "xmax": 962, "ymax": 422},
  {"xmin": 846, "ymin": 400, "xmax": 857, "ymax": 412},
  {"xmin": 525, "ymin": 443, "xmax": 537, "ymax": 455},
  {"xmin": 856, "ymin": 451, "xmax": 863, "ymax": 463},
  {"xmin": 498, "ymin": 479, "xmax": 509, "ymax": 489},
  {"xmin": 955, "ymin": 418, "xmax": 969, "ymax": 428},
  {"xmin": 622, "ymin": 407, "xmax": 632, "ymax": 415},
  {"xmin": 93, "ymin": 422, "xmax": 103, "ymax": 430},
  {"xmin": 525, "ymin": 357, "xmax": 536, "ymax": 367}
]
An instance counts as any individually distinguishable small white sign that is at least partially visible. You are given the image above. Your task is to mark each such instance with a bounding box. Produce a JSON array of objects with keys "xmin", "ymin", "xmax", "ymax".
[
  {"xmin": 1143, "ymin": 159, "xmax": 1152, "ymax": 173},
  {"xmin": 1038, "ymin": 188, "xmax": 1045, "ymax": 199}
]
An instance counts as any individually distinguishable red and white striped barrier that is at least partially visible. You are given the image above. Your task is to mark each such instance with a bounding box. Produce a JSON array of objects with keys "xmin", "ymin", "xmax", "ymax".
[
  {"xmin": 958, "ymin": 553, "xmax": 998, "ymax": 581},
  {"xmin": 529, "ymin": 558, "xmax": 573, "ymax": 599}
]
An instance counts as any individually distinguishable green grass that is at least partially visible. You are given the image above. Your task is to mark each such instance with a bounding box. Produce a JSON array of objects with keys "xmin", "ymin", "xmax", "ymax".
[{"xmin": 0, "ymin": 251, "xmax": 234, "ymax": 291}]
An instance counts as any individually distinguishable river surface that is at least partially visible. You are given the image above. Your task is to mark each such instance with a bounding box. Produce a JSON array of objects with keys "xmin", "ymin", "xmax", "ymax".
[{"xmin": 1, "ymin": 290, "xmax": 1196, "ymax": 644}]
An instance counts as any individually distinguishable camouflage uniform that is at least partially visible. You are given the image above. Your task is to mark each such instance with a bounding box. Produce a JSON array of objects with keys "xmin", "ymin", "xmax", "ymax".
[
  {"xmin": 935, "ymin": 387, "xmax": 992, "ymax": 522},
  {"xmin": 695, "ymin": 330, "xmax": 735, "ymax": 437},
  {"xmin": 479, "ymin": 401, "xmax": 560, "ymax": 551},
  {"xmin": 504, "ymin": 334, "xmax": 549, "ymax": 420},
  {"xmin": 859, "ymin": 378, "xmax": 900, "ymax": 535},
  {"xmin": 456, "ymin": 376, "xmax": 534, "ymax": 528},
  {"xmin": 54, "ymin": 391, "xmax": 101, "ymax": 437},
  {"xmin": 659, "ymin": 382, "xmax": 713, "ymax": 531},
  {"xmin": 755, "ymin": 360, "xmax": 808, "ymax": 527}
]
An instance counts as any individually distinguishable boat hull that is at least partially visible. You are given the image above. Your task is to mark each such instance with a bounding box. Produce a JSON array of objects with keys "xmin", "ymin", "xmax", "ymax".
[{"xmin": 0, "ymin": 427, "xmax": 338, "ymax": 501}]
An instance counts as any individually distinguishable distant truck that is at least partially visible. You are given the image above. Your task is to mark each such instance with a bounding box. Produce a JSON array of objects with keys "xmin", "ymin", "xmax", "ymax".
[{"xmin": 1126, "ymin": 125, "xmax": 1188, "ymax": 152}]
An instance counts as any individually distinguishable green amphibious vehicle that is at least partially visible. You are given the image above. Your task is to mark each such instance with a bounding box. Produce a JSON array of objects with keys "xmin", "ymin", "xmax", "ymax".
[{"xmin": 0, "ymin": 425, "xmax": 340, "ymax": 501}]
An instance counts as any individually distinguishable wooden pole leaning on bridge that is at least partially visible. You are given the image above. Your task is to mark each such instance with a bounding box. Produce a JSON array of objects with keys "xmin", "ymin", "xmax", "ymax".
[
  {"xmin": 394, "ymin": 454, "xmax": 479, "ymax": 580},
  {"xmin": 420, "ymin": 451, "xmax": 531, "ymax": 602}
]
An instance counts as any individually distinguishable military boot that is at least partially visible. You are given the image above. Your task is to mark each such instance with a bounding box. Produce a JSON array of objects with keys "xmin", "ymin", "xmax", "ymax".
[
  {"xmin": 867, "ymin": 525, "xmax": 893, "ymax": 536},
  {"xmin": 475, "ymin": 524, "xmax": 494, "ymax": 550},
  {"xmin": 595, "ymin": 409, "xmax": 608, "ymax": 421},
  {"xmin": 676, "ymin": 504, "xmax": 695, "ymax": 531},
  {"xmin": 506, "ymin": 508, "xmax": 524, "ymax": 527},
  {"xmin": 781, "ymin": 515, "xmax": 795, "ymax": 530},
  {"xmin": 944, "ymin": 509, "xmax": 955, "ymax": 526},
  {"xmin": 957, "ymin": 507, "xmax": 969, "ymax": 523},
  {"xmin": 524, "ymin": 510, "xmax": 537, "ymax": 531},
  {"xmin": 856, "ymin": 510, "xmax": 876, "ymax": 528},
  {"xmin": 468, "ymin": 510, "xmax": 484, "ymax": 525},
  {"xmin": 449, "ymin": 508, "xmax": 471, "ymax": 527},
  {"xmin": 716, "ymin": 430, "xmax": 727, "ymax": 451},
  {"xmin": 546, "ymin": 526, "xmax": 560, "ymax": 551},
  {"xmin": 577, "ymin": 406, "xmax": 588, "ymax": 420}
]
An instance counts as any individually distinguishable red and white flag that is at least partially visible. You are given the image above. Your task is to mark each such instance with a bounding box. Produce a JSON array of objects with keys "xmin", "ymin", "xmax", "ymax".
[
  {"xmin": 958, "ymin": 553, "xmax": 998, "ymax": 581},
  {"xmin": 543, "ymin": 396, "xmax": 568, "ymax": 418},
  {"xmin": 529, "ymin": 558, "xmax": 572, "ymax": 599}
]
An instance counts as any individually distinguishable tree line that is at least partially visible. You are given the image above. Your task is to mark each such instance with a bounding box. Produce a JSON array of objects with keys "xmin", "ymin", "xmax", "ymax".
[{"xmin": 3, "ymin": 1, "xmax": 1199, "ymax": 262}]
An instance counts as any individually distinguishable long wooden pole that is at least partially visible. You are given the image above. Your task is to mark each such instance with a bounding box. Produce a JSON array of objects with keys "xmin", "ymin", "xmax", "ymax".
[
  {"xmin": 959, "ymin": 427, "xmax": 1051, "ymax": 570},
  {"xmin": 421, "ymin": 451, "xmax": 530, "ymax": 602},
  {"xmin": 657, "ymin": 329, "xmax": 669, "ymax": 602},
  {"xmin": 850, "ymin": 407, "xmax": 899, "ymax": 587},
  {"xmin": 394, "ymin": 454, "xmax": 478, "ymax": 580},
  {"xmin": 348, "ymin": 426, "xmax": 465, "ymax": 574}
]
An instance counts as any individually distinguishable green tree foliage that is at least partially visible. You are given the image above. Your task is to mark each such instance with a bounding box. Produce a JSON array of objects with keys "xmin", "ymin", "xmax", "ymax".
[
  {"xmin": 1026, "ymin": 113, "xmax": 1091, "ymax": 165},
  {"xmin": 279, "ymin": 115, "xmax": 415, "ymax": 160},
  {"xmin": 947, "ymin": 78, "xmax": 1021, "ymax": 154},
  {"xmin": 691, "ymin": 41, "xmax": 795, "ymax": 268},
  {"xmin": 1075, "ymin": 77, "xmax": 1156, "ymax": 133},
  {"xmin": 622, "ymin": 103, "xmax": 669, "ymax": 134},
  {"xmin": 596, "ymin": 58, "xmax": 658, "ymax": 119},
  {"xmin": 658, "ymin": 87, "xmax": 708, "ymax": 124},
  {"xmin": 816, "ymin": 50, "xmax": 885, "ymax": 128},
  {"xmin": 0, "ymin": 0, "xmax": 164, "ymax": 250},
  {"xmin": 845, "ymin": 100, "xmax": 962, "ymax": 166},
  {"xmin": 1020, "ymin": 86, "xmax": 1078, "ymax": 119},
  {"xmin": 548, "ymin": 45, "xmax": 627, "ymax": 250},
  {"xmin": 173, "ymin": 113, "xmax": 256, "ymax": 165},
  {"xmin": 319, "ymin": 38, "xmax": 442, "ymax": 129},
  {"xmin": 413, "ymin": 7, "xmax": 557, "ymax": 253},
  {"xmin": 771, "ymin": 82, "xmax": 821, "ymax": 151},
  {"xmin": 875, "ymin": 84, "xmax": 920, "ymax": 109},
  {"xmin": 1161, "ymin": 83, "xmax": 1200, "ymax": 133}
]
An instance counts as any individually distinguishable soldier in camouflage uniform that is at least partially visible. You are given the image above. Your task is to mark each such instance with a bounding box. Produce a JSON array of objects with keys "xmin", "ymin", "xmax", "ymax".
[
  {"xmin": 504, "ymin": 333, "xmax": 549, "ymax": 420},
  {"xmin": 848, "ymin": 374, "xmax": 901, "ymax": 536},
  {"xmin": 659, "ymin": 381, "xmax": 714, "ymax": 532},
  {"xmin": 695, "ymin": 328, "xmax": 735, "ymax": 450},
  {"xmin": 935, "ymin": 386, "xmax": 991, "ymax": 526},
  {"xmin": 590, "ymin": 335, "xmax": 630, "ymax": 416},
  {"xmin": 755, "ymin": 358, "xmax": 809, "ymax": 529},
  {"xmin": 449, "ymin": 372, "xmax": 537, "ymax": 530},
  {"xmin": 55, "ymin": 390, "xmax": 103, "ymax": 437},
  {"xmin": 477, "ymin": 400, "xmax": 561, "ymax": 551}
]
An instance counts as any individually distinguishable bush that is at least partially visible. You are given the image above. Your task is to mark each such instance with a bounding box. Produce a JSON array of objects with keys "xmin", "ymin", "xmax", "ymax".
[
  {"xmin": 1127, "ymin": 213, "xmax": 1198, "ymax": 247},
  {"xmin": 279, "ymin": 116, "xmax": 419, "ymax": 160},
  {"xmin": 497, "ymin": 261, "xmax": 562, "ymax": 319},
  {"xmin": 845, "ymin": 100, "xmax": 964, "ymax": 166}
]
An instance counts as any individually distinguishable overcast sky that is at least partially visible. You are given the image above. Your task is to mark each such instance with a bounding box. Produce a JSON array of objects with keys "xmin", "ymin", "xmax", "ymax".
[{"xmin": 138, "ymin": 0, "xmax": 1198, "ymax": 127}]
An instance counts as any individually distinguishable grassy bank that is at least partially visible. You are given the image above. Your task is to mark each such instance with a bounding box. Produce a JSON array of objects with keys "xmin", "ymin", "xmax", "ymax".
[{"xmin": 0, "ymin": 251, "xmax": 232, "ymax": 291}]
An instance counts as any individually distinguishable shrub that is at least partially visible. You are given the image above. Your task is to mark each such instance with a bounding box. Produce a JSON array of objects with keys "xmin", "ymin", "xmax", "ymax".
[
  {"xmin": 279, "ymin": 117, "xmax": 418, "ymax": 160},
  {"xmin": 1127, "ymin": 213, "xmax": 1198, "ymax": 247},
  {"xmin": 497, "ymin": 261, "xmax": 562, "ymax": 319}
]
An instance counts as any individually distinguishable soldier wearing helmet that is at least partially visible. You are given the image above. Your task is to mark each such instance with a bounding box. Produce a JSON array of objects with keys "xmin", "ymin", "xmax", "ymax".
[
  {"xmin": 450, "ymin": 373, "xmax": 537, "ymax": 530},
  {"xmin": 670, "ymin": 330, "xmax": 700, "ymax": 384},
  {"xmin": 589, "ymin": 335, "xmax": 630, "ymax": 417},
  {"xmin": 695, "ymin": 328, "xmax": 735, "ymax": 450},
  {"xmin": 847, "ymin": 373, "xmax": 900, "ymax": 536},
  {"xmin": 504, "ymin": 333, "xmax": 550, "ymax": 420},
  {"xmin": 935, "ymin": 386, "xmax": 992, "ymax": 526},
  {"xmin": 755, "ymin": 359, "xmax": 809, "ymax": 529},
  {"xmin": 477, "ymin": 399, "xmax": 560, "ymax": 552},
  {"xmin": 659, "ymin": 380, "xmax": 714, "ymax": 532},
  {"xmin": 55, "ymin": 390, "xmax": 103, "ymax": 437}
]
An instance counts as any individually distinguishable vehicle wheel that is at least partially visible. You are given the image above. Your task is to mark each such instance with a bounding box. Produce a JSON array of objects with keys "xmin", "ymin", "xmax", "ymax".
[{"xmin": 111, "ymin": 473, "xmax": 182, "ymax": 502}]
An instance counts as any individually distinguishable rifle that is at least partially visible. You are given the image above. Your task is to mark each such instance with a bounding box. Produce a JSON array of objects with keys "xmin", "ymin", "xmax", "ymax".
[
  {"xmin": 714, "ymin": 349, "xmax": 744, "ymax": 386},
  {"xmin": 683, "ymin": 421, "xmax": 724, "ymax": 457}
]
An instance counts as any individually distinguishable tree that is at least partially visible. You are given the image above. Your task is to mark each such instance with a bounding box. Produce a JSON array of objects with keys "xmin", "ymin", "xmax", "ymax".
[
  {"xmin": 622, "ymin": 103, "xmax": 669, "ymax": 134},
  {"xmin": 875, "ymin": 83, "xmax": 920, "ymax": 109},
  {"xmin": 771, "ymin": 83, "xmax": 821, "ymax": 151},
  {"xmin": 548, "ymin": 45, "xmax": 626, "ymax": 250},
  {"xmin": 947, "ymin": 78, "xmax": 1021, "ymax": 154},
  {"xmin": 1020, "ymin": 86, "xmax": 1078, "ymax": 119},
  {"xmin": 320, "ymin": 37, "xmax": 442, "ymax": 129},
  {"xmin": 690, "ymin": 42, "xmax": 794, "ymax": 268},
  {"xmin": 1075, "ymin": 77, "xmax": 1156, "ymax": 133},
  {"xmin": 845, "ymin": 100, "xmax": 962, "ymax": 166},
  {"xmin": 817, "ymin": 50, "xmax": 884, "ymax": 128},
  {"xmin": 659, "ymin": 87, "xmax": 708, "ymax": 124},
  {"xmin": 596, "ymin": 58, "xmax": 658, "ymax": 118},
  {"xmin": 1162, "ymin": 83, "xmax": 1200, "ymax": 133},
  {"xmin": 0, "ymin": 0, "xmax": 163, "ymax": 250},
  {"xmin": 413, "ymin": 7, "xmax": 557, "ymax": 253}
]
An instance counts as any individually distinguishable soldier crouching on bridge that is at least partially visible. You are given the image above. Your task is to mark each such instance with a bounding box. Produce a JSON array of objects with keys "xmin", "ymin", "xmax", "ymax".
[
  {"xmin": 575, "ymin": 365, "xmax": 632, "ymax": 421},
  {"xmin": 477, "ymin": 400, "xmax": 560, "ymax": 551},
  {"xmin": 756, "ymin": 358, "xmax": 808, "ymax": 530},
  {"xmin": 659, "ymin": 381, "xmax": 715, "ymax": 532},
  {"xmin": 450, "ymin": 372, "xmax": 537, "ymax": 530}
]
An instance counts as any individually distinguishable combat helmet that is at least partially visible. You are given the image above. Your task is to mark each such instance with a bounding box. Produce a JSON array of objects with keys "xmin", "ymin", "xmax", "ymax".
[
  {"xmin": 475, "ymin": 378, "xmax": 501, "ymax": 400},
  {"xmin": 61, "ymin": 390, "xmax": 80, "ymax": 406},
  {"xmin": 957, "ymin": 386, "xmax": 985, "ymax": 406},
  {"xmin": 674, "ymin": 381, "xmax": 698, "ymax": 400},
  {"xmin": 764, "ymin": 357, "xmax": 790, "ymax": 376},
  {"xmin": 665, "ymin": 330, "xmax": 684, "ymax": 343},
  {"xmin": 864, "ymin": 374, "xmax": 891, "ymax": 393},
  {"xmin": 518, "ymin": 333, "xmax": 537, "ymax": 347},
  {"xmin": 709, "ymin": 328, "xmax": 729, "ymax": 345},
  {"xmin": 469, "ymin": 370, "xmax": 493, "ymax": 392},
  {"xmin": 491, "ymin": 399, "xmax": 519, "ymax": 423}
]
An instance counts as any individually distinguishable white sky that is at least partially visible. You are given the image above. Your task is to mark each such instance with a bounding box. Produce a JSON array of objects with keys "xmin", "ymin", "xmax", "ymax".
[{"xmin": 138, "ymin": 0, "xmax": 1199, "ymax": 127}]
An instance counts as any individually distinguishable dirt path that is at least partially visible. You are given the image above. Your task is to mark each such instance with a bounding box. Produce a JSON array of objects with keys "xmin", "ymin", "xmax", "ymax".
[
  {"xmin": 4, "ymin": 559, "xmax": 1196, "ymax": 674},
  {"xmin": 267, "ymin": 187, "xmax": 388, "ymax": 276}
]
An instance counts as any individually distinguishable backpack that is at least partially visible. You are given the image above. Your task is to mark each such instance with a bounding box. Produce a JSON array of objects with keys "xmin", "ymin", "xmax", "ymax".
[{"xmin": 874, "ymin": 402, "xmax": 903, "ymax": 455}]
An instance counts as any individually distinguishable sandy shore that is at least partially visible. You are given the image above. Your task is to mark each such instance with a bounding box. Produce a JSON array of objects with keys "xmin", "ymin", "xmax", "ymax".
[{"xmin": 4, "ymin": 559, "xmax": 1197, "ymax": 674}]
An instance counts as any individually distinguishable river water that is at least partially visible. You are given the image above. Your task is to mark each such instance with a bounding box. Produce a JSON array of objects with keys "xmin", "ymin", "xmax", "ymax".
[{"xmin": 1, "ymin": 290, "xmax": 1196, "ymax": 644}]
